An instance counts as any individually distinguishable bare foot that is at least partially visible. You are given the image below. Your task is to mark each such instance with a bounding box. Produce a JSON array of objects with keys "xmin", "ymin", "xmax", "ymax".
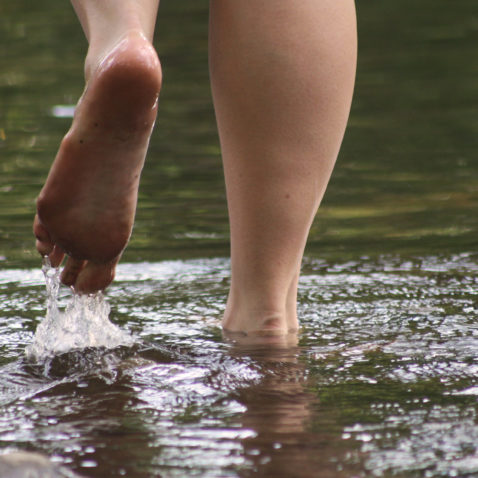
[
  {"xmin": 221, "ymin": 279, "xmax": 300, "ymax": 337},
  {"xmin": 222, "ymin": 306, "xmax": 299, "ymax": 339},
  {"xmin": 34, "ymin": 32, "xmax": 162, "ymax": 293},
  {"xmin": 222, "ymin": 327, "xmax": 299, "ymax": 347}
]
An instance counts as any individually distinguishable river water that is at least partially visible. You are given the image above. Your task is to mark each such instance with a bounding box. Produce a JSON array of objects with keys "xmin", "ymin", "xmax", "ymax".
[{"xmin": 1, "ymin": 1, "xmax": 478, "ymax": 477}]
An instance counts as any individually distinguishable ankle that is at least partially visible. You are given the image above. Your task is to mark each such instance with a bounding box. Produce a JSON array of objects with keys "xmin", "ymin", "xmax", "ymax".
[
  {"xmin": 84, "ymin": 30, "xmax": 159, "ymax": 83},
  {"xmin": 222, "ymin": 301, "xmax": 298, "ymax": 336},
  {"xmin": 222, "ymin": 270, "xmax": 300, "ymax": 335}
]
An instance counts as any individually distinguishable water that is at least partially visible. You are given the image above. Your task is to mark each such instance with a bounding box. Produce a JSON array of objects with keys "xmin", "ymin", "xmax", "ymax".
[
  {"xmin": 25, "ymin": 260, "xmax": 134, "ymax": 363},
  {"xmin": 1, "ymin": 255, "xmax": 478, "ymax": 476},
  {"xmin": 1, "ymin": 0, "xmax": 478, "ymax": 476}
]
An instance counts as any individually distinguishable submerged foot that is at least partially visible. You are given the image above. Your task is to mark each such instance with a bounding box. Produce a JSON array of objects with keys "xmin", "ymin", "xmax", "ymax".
[
  {"xmin": 222, "ymin": 304, "xmax": 299, "ymax": 344},
  {"xmin": 34, "ymin": 32, "xmax": 162, "ymax": 293},
  {"xmin": 221, "ymin": 277, "xmax": 300, "ymax": 342}
]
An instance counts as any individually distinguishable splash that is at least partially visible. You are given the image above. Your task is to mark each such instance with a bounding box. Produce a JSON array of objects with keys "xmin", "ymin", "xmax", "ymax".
[{"xmin": 25, "ymin": 259, "xmax": 135, "ymax": 362}]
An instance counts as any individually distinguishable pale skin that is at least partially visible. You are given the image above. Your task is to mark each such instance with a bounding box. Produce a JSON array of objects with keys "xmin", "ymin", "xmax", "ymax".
[{"xmin": 34, "ymin": 0, "xmax": 357, "ymax": 337}]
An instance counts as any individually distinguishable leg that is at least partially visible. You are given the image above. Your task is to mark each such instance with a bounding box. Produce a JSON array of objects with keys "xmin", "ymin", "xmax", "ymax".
[
  {"xmin": 34, "ymin": 0, "xmax": 162, "ymax": 293},
  {"xmin": 209, "ymin": 0, "xmax": 357, "ymax": 334}
]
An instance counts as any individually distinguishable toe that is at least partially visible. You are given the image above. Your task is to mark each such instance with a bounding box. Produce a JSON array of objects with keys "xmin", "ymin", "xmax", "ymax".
[
  {"xmin": 34, "ymin": 216, "xmax": 65, "ymax": 266},
  {"xmin": 74, "ymin": 261, "xmax": 117, "ymax": 294},
  {"xmin": 61, "ymin": 257, "xmax": 86, "ymax": 287},
  {"xmin": 49, "ymin": 245, "xmax": 65, "ymax": 268},
  {"xmin": 33, "ymin": 216, "xmax": 54, "ymax": 256}
]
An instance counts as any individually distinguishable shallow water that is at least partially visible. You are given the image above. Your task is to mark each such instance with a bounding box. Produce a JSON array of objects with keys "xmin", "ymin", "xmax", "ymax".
[
  {"xmin": 1, "ymin": 255, "xmax": 478, "ymax": 476},
  {"xmin": 1, "ymin": 0, "xmax": 478, "ymax": 476},
  {"xmin": 26, "ymin": 260, "xmax": 134, "ymax": 362}
]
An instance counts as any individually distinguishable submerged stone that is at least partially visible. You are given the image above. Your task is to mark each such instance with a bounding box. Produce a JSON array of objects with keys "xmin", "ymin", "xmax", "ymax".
[{"xmin": 0, "ymin": 451, "xmax": 83, "ymax": 478}]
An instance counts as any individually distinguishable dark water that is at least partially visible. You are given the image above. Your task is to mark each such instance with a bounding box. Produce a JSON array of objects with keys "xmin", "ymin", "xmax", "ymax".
[{"xmin": 1, "ymin": 0, "xmax": 478, "ymax": 477}]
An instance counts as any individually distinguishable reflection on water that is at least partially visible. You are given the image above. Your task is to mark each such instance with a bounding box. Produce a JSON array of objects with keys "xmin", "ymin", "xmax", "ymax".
[
  {"xmin": 2, "ymin": 0, "xmax": 478, "ymax": 267},
  {"xmin": 0, "ymin": 255, "xmax": 477, "ymax": 476},
  {"xmin": 1, "ymin": 0, "xmax": 478, "ymax": 476}
]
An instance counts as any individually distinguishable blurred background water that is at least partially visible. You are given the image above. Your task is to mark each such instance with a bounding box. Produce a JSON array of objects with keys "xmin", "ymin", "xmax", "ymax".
[{"xmin": 1, "ymin": 0, "xmax": 478, "ymax": 476}]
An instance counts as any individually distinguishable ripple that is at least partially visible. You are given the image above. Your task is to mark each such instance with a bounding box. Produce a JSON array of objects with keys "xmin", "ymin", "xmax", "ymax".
[{"xmin": 0, "ymin": 254, "xmax": 477, "ymax": 476}]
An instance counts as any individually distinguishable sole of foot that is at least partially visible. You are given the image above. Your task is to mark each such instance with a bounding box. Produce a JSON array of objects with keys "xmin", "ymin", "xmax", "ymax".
[{"xmin": 34, "ymin": 32, "xmax": 162, "ymax": 293}]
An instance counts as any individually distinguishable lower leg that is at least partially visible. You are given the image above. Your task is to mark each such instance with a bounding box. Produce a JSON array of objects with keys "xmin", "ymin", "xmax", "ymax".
[
  {"xmin": 34, "ymin": 0, "xmax": 162, "ymax": 293},
  {"xmin": 209, "ymin": 0, "xmax": 357, "ymax": 334},
  {"xmin": 70, "ymin": 0, "xmax": 160, "ymax": 79}
]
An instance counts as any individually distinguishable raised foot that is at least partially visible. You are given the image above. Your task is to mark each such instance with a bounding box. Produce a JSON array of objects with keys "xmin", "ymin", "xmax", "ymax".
[{"xmin": 34, "ymin": 32, "xmax": 162, "ymax": 293}]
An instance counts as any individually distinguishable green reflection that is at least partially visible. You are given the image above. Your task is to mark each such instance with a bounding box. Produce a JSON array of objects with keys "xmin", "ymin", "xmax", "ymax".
[{"xmin": 1, "ymin": 0, "xmax": 478, "ymax": 266}]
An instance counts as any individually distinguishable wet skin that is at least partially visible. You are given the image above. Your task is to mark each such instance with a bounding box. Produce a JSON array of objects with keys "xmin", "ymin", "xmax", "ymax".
[{"xmin": 34, "ymin": 33, "xmax": 162, "ymax": 293}]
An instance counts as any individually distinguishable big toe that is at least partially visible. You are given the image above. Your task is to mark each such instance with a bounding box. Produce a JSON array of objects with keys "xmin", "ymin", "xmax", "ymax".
[
  {"xmin": 34, "ymin": 216, "xmax": 65, "ymax": 267},
  {"xmin": 33, "ymin": 215, "xmax": 53, "ymax": 256}
]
